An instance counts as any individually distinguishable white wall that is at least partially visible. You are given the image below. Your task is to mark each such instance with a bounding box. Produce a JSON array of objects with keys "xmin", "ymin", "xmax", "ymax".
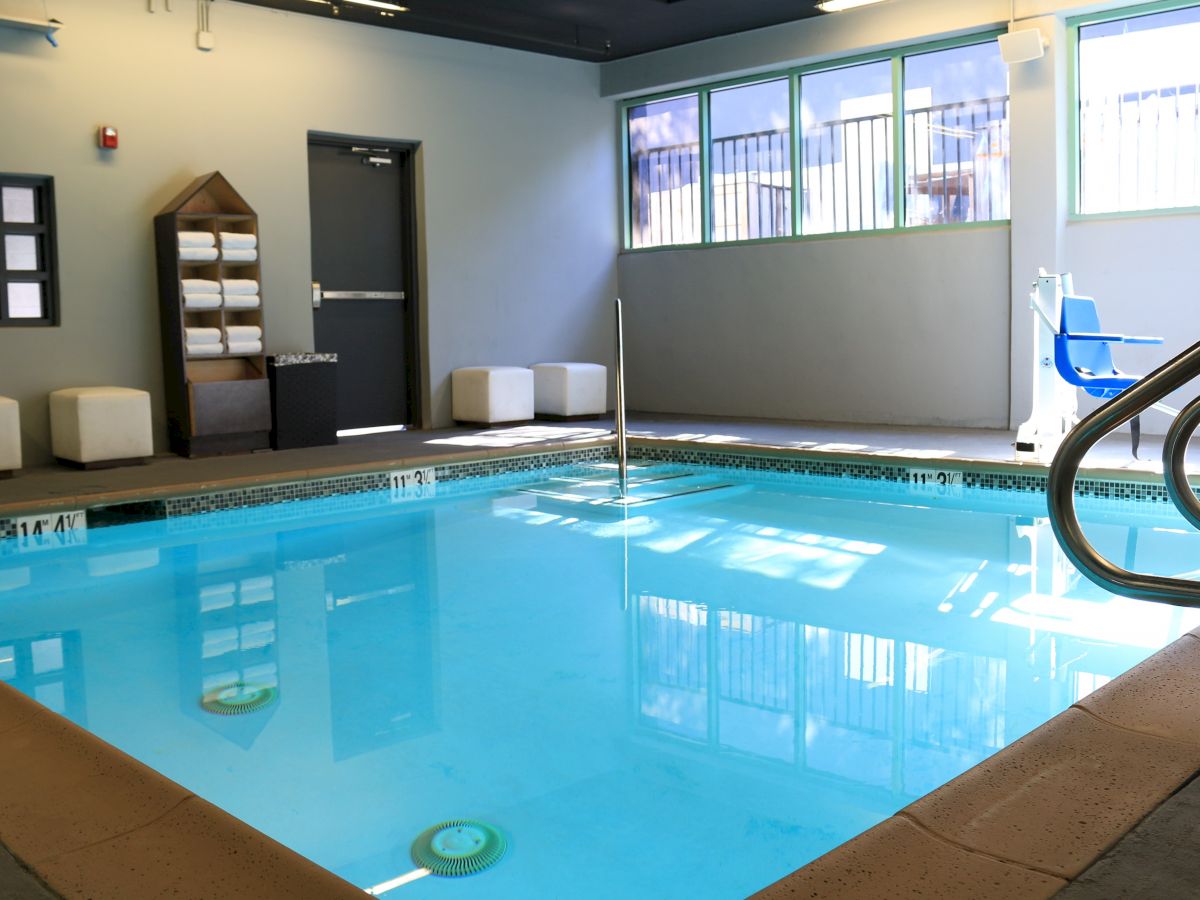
[
  {"xmin": 0, "ymin": 0, "xmax": 618, "ymax": 464},
  {"xmin": 1065, "ymin": 216, "xmax": 1200, "ymax": 429},
  {"xmin": 605, "ymin": 0, "xmax": 1200, "ymax": 435}
]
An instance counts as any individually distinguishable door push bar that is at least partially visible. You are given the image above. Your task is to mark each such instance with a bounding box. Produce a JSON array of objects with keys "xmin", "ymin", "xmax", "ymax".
[{"xmin": 312, "ymin": 283, "xmax": 405, "ymax": 308}]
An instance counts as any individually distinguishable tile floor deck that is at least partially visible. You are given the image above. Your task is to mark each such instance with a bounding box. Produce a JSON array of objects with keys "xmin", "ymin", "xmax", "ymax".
[{"xmin": 2, "ymin": 412, "xmax": 1194, "ymax": 516}]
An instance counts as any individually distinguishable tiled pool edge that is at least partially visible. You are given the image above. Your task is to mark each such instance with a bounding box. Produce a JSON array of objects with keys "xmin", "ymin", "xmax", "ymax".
[
  {"xmin": 0, "ymin": 442, "xmax": 614, "ymax": 536},
  {"xmin": 0, "ymin": 435, "xmax": 1189, "ymax": 535},
  {"xmin": 634, "ymin": 438, "xmax": 1177, "ymax": 503}
]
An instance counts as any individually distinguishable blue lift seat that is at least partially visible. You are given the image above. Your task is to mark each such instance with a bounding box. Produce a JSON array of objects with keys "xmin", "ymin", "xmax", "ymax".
[{"xmin": 1053, "ymin": 294, "xmax": 1163, "ymax": 456}]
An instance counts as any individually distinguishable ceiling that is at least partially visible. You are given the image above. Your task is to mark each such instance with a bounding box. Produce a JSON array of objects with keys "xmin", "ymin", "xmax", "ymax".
[{"xmin": 233, "ymin": 0, "xmax": 829, "ymax": 61}]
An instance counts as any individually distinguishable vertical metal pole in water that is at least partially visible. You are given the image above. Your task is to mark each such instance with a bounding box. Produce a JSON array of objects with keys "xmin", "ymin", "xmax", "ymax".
[{"xmin": 615, "ymin": 297, "xmax": 629, "ymax": 498}]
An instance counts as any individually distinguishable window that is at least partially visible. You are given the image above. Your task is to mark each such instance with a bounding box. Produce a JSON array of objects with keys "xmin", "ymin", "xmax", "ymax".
[
  {"xmin": 904, "ymin": 41, "xmax": 1009, "ymax": 225},
  {"xmin": 800, "ymin": 60, "xmax": 895, "ymax": 235},
  {"xmin": 1077, "ymin": 5, "xmax": 1200, "ymax": 214},
  {"xmin": 0, "ymin": 175, "xmax": 59, "ymax": 326},
  {"xmin": 710, "ymin": 78, "xmax": 792, "ymax": 242},
  {"xmin": 627, "ymin": 95, "xmax": 701, "ymax": 248},
  {"xmin": 621, "ymin": 31, "xmax": 1010, "ymax": 248}
]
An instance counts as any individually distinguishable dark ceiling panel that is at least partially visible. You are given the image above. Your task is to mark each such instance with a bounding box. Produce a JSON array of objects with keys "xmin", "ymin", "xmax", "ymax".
[{"xmin": 232, "ymin": 0, "xmax": 828, "ymax": 61}]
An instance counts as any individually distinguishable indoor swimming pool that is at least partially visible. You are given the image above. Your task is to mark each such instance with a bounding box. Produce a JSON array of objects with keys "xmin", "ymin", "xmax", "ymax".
[{"xmin": 1, "ymin": 462, "xmax": 1198, "ymax": 898}]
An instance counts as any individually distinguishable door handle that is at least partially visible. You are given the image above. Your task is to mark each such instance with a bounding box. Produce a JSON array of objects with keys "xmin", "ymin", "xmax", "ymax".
[{"xmin": 312, "ymin": 282, "xmax": 322, "ymax": 309}]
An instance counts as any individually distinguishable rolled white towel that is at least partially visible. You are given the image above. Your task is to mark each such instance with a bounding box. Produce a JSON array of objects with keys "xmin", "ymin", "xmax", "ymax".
[
  {"xmin": 240, "ymin": 588, "xmax": 275, "ymax": 606},
  {"xmin": 187, "ymin": 342, "xmax": 224, "ymax": 357},
  {"xmin": 219, "ymin": 231, "xmax": 257, "ymax": 250},
  {"xmin": 226, "ymin": 340, "xmax": 263, "ymax": 355},
  {"xmin": 184, "ymin": 327, "xmax": 222, "ymax": 345},
  {"xmin": 222, "ymin": 294, "xmax": 260, "ymax": 309},
  {"xmin": 182, "ymin": 278, "xmax": 221, "ymax": 294},
  {"xmin": 221, "ymin": 248, "xmax": 258, "ymax": 263},
  {"xmin": 183, "ymin": 293, "xmax": 222, "ymax": 310},
  {"xmin": 180, "ymin": 247, "xmax": 219, "ymax": 262},
  {"xmin": 225, "ymin": 325, "xmax": 262, "ymax": 342},
  {"xmin": 178, "ymin": 231, "xmax": 215, "ymax": 248},
  {"xmin": 199, "ymin": 582, "xmax": 236, "ymax": 612},
  {"xmin": 201, "ymin": 592, "xmax": 235, "ymax": 613},
  {"xmin": 222, "ymin": 279, "xmax": 259, "ymax": 295}
]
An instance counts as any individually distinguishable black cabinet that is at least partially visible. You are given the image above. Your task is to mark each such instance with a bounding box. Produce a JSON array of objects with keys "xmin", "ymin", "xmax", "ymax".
[{"xmin": 268, "ymin": 354, "xmax": 338, "ymax": 450}]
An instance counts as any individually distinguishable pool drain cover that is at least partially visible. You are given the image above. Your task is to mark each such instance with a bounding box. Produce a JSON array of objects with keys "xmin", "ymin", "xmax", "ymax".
[
  {"xmin": 200, "ymin": 681, "xmax": 277, "ymax": 716},
  {"xmin": 411, "ymin": 819, "xmax": 507, "ymax": 876}
]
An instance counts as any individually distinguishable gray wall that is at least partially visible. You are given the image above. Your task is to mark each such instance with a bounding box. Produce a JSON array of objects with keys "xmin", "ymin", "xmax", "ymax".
[
  {"xmin": 0, "ymin": 0, "xmax": 617, "ymax": 464},
  {"xmin": 619, "ymin": 228, "xmax": 1012, "ymax": 427}
]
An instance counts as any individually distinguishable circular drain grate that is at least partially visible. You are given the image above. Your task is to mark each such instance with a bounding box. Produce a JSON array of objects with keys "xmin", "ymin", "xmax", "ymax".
[
  {"xmin": 200, "ymin": 682, "xmax": 278, "ymax": 716},
  {"xmin": 411, "ymin": 819, "xmax": 507, "ymax": 877}
]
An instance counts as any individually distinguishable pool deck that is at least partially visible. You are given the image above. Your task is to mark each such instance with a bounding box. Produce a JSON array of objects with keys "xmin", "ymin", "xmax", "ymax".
[
  {"xmin": 3, "ymin": 412, "xmax": 1197, "ymax": 518},
  {"xmin": 3, "ymin": 413, "xmax": 1200, "ymax": 898}
]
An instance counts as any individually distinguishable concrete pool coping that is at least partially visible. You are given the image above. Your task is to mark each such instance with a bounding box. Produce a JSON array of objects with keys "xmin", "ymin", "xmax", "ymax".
[{"xmin": 3, "ymin": 433, "xmax": 1200, "ymax": 897}]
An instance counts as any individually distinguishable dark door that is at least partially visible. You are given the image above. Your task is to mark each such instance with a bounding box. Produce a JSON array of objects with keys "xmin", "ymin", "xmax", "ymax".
[{"xmin": 307, "ymin": 138, "xmax": 418, "ymax": 431}]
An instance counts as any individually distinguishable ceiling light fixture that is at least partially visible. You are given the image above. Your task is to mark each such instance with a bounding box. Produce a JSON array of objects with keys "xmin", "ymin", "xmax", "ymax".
[
  {"xmin": 344, "ymin": 0, "xmax": 409, "ymax": 11},
  {"xmin": 816, "ymin": 0, "xmax": 888, "ymax": 12}
]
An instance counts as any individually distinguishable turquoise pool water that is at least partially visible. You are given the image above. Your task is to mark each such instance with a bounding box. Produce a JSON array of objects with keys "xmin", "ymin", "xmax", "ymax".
[{"xmin": 2, "ymin": 465, "xmax": 1199, "ymax": 898}]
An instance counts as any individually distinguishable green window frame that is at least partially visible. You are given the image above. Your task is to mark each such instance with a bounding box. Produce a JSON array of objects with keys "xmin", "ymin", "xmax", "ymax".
[
  {"xmin": 621, "ymin": 29, "xmax": 1009, "ymax": 252},
  {"xmin": 1069, "ymin": 0, "xmax": 1200, "ymax": 220}
]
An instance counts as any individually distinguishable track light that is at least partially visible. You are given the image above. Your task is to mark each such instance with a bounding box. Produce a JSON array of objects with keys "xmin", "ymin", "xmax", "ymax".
[
  {"xmin": 817, "ymin": 0, "xmax": 888, "ymax": 12},
  {"xmin": 344, "ymin": 0, "xmax": 409, "ymax": 10}
]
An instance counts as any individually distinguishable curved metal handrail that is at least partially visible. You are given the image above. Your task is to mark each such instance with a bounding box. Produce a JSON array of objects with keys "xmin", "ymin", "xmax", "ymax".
[
  {"xmin": 1163, "ymin": 394, "xmax": 1200, "ymax": 533},
  {"xmin": 1048, "ymin": 339, "xmax": 1200, "ymax": 606}
]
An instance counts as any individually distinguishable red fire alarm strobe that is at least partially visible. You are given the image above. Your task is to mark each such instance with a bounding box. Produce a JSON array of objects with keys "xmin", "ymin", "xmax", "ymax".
[{"xmin": 98, "ymin": 126, "xmax": 118, "ymax": 150}]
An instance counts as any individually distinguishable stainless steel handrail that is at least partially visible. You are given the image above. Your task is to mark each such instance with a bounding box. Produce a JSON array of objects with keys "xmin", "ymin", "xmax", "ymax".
[
  {"xmin": 614, "ymin": 297, "xmax": 629, "ymax": 498},
  {"xmin": 1162, "ymin": 393, "xmax": 1200, "ymax": 532},
  {"xmin": 1048, "ymin": 339, "xmax": 1200, "ymax": 606}
]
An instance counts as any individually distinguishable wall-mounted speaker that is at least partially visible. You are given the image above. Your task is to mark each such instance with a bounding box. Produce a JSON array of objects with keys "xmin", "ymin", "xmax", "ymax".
[{"xmin": 998, "ymin": 27, "xmax": 1045, "ymax": 64}]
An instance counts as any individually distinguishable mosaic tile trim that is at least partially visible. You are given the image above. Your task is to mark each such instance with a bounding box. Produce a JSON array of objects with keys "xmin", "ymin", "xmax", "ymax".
[
  {"xmin": 0, "ymin": 441, "xmax": 1186, "ymax": 540},
  {"xmin": 88, "ymin": 501, "xmax": 168, "ymax": 528},
  {"xmin": 631, "ymin": 444, "xmax": 1175, "ymax": 504},
  {"xmin": 160, "ymin": 445, "xmax": 613, "ymax": 520}
]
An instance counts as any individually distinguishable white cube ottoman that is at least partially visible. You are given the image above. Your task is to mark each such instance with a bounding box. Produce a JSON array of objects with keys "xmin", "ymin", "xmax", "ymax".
[
  {"xmin": 452, "ymin": 367, "xmax": 534, "ymax": 425},
  {"xmin": 531, "ymin": 363, "xmax": 607, "ymax": 418},
  {"xmin": 50, "ymin": 387, "xmax": 153, "ymax": 468},
  {"xmin": 0, "ymin": 396, "xmax": 20, "ymax": 477}
]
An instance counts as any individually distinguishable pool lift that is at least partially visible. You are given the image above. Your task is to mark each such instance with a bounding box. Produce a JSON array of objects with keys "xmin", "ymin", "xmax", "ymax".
[
  {"xmin": 515, "ymin": 299, "xmax": 744, "ymax": 510},
  {"xmin": 1015, "ymin": 269, "xmax": 1175, "ymax": 463}
]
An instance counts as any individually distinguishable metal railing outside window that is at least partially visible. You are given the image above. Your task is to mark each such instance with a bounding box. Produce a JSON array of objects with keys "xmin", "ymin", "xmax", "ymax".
[
  {"xmin": 1079, "ymin": 82, "xmax": 1200, "ymax": 214},
  {"xmin": 711, "ymin": 129, "xmax": 793, "ymax": 242},
  {"xmin": 801, "ymin": 112, "xmax": 894, "ymax": 234},
  {"xmin": 905, "ymin": 96, "xmax": 1010, "ymax": 225},
  {"xmin": 1075, "ymin": 3, "xmax": 1200, "ymax": 215},
  {"xmin": 629, "ymin": 142, "xmax": 702, "ymax": 248}
]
